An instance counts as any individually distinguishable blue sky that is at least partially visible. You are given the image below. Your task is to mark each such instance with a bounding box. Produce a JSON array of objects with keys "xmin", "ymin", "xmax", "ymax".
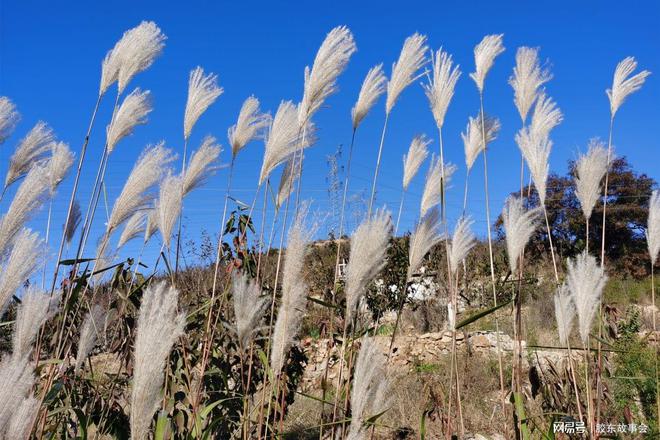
[{"xmin": 1, "ymin": 0, "xmax": 659, "ymax": 276}]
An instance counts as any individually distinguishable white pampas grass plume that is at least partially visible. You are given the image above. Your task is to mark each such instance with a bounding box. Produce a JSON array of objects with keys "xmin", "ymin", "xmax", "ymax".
[
  {"xmin": 106, "ymin": 88, "xmax": 152, "ymax": 154},
  {"xmin": 299, "ymin": 25, "xmax": 356, "ymax": 125},
  {"xmin": 420, "ymin": 156, "xmax": 456, "ymax": 217},
  {"xmin": 402, "ymin": 135, "xmax": 431, "ymax": 191},
  {"xmin": 647, "ymin": 189, "xmax": 660, "ymax": 265},
  {"xmin": 345, "ymin": 209, "xmax": 392, "ymax": 321},
  {"xmin": 0, "ymin": 96, "xmax": 20, "ymax": 144},
  {"xmin": 5, "ymin": 121, "xmax": 54, "ymax": 189},
  {"xmin": 107, "ymin": 143, "xmax": 174, "ymax": 235},
  {"xmin": 231, "ymin": 273, "xmax": 268, "ymax": 348},
  {"xmin": 575, "ymin": 139, "xmax": 609, "ymax": 220},
  {"xmin": 118, "ymin": 210, "xmax": 148, "ymax": 248},
  {"xmin": 276, "ymin": 157, "xmax": 299, "ymax": 210},
  {"xmin": 0, "ymin": 355, "xmax": 34, "ymax": 431},
  {"xmin": 228, "ymin": 96, "xmax": 271, "ymax": 158},
  {"xmin": 386, "ymin": 33, "xmax": 428, "ymax": 114},
  {"xmin": 530, "ymin": 92, "xmax": 563, "ymax": 141},
  {"xmin": 184, "ymin": 67, "xmax": 223, "ymax": 140},
  {"xmin": 408, "ymin": 207, "xmax": 442, "ymax": 281},
  {"xmin": 0, "ymin": 229, "xmax": 44, "ymax": 316},
  {"xmin": 6, "ymin": 395, "xmax": 39, "ymax": 439},
  {"xmin": 270, "ymin": 207, "xmax": 315, "ymax": 374},
  {"xmin": 100, "ymin": 44, "xmax": 121, "ymax": 96},
  {"xmin": 449, "ymin": 216, "xmax": 476, "ymax": 274},
  {"xmin": 46, "ymin": 142, "xmax": 74, "ymax": 194},
  {"xmin": 462, "ymin": 113, "xmax": 501, "ymax": 171},
  {"xmin": 130, "ymin": 281, "xmax": 185, "ymax": 440},
  {"xmin": 502, "ymin": 196, "xmax": 541, "ymax": 273},
  {"xmin": 516, "ymin": 127, "xmax": 552, "ymax": 205},
  {"xmin": 553, "ymin": 284, "xmax": 575, "ymax": 346},
  {"xmin": 116, "ymin": 21, "xmax": 166, "ymax": 94},
  {"xmin": 352, "ymin": 64, "xmax": 387, "ymax": 129},
  {"xmin": 144, "ymin": 208, "xmax": 159, "ymax": 244},
  {"xmin": 182, "ymin": 136, "xmax": 221, "ymax": 196},
  {"xmin": 423, "ymin": 48, "xmax": 461, "ymax": 129},
  {"xmin": 259, "ymin": 101, "xmax": 303, "ymax": 184},
  {"xmin": 509, "ymin": 47, "xmax": 551, "ymax": 122},
  {"xmin": 155, "ymin": 173, "xmax": 183, "ymax": 249},
  {"xmin": 64, "ymin": 200, "xmax": 82, "ymax": 245},
  {"xmin": 12, "ymin": 286, "xmax": 57, "ymax": 359},
  {"xmin": 566, "ymin": 252, "xmax": 607, "ymax": 344},
  {"xmin": 607, "ymin": 57, "xmax": 651, "ymax": 117},
  {"xmin": 470, "ymin": 34, "xmax": 505, "ymax": 93},
  {"xmin": 75, "ymin": 305, "xmax": 106, "ymax": 372}
]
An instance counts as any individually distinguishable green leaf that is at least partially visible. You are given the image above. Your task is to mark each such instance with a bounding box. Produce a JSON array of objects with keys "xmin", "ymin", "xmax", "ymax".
[
  {"xmin": 59, "ymin": 257, "xmax": 95, "ymax": 265},
  {"xmin": 154, "ymin": 410, "xmax": 169, "ymax": 440},
  {"xmin": 307, "ymin": 296, "xmax": 339, "ymax": 310},
  {"xmin": 513, "ymin": 391, "xmax": 531, "ymax": 440},
  {"xmin": 455, "ymin": 299, "xmax": 512, "ymax": 329}
]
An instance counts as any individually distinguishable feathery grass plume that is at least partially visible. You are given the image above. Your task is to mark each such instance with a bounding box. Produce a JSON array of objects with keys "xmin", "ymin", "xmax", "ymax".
[
  {"xmin": 502, "ymin": 195, "xmax": 542, "ymax": 273},
  {"xmin": 352, "ymin": 64, "xmax": 387, "ymax": 129},
  {"xmin": 386, "ymin": 33, "xmax": 428, "ymax": 114},
  {"xmin": 64, "ymin": 200, "xmax": 82, "ymax": 245},
  {"xmin": 298, "ymin": 25, "xmax": 356, "ymax": 125},
  {"xmin": 462, "ymin": 112, "xmax": 501, "ymax": 171},
  {"xmin": 75, "ymin": 305, "xmax": 106, "ymax": 372},
  {"xmin": 0, "ymin": 355, "xmax": 34, "ymax": 431},
  {"xmin": 259, "ymin": 101, "xmax": 304, "ymax": 185},
  {"xmin": 647, "ymin": 189, "xmax": 660, "ymax": 265},
  {"xmin": 106, "ymin": 88, "xmax": 152, "ymax": 154},
  {"xmin": 228, "ymin": 96, "xmax": 271, "ymax": 158},
  {"xmin": 516, "ymin": 128, "xmax": 552, "ymax": 205},
  {"xmin": 607, "ymin": 57, "xmax": 651, "ymax": 117},
  {"xmin": 6, "ymin": 395, "xmax": 39, "ymax": 439},
  {"xmin": 46, "ymin": 141, "xmax": 74, "ymax": 194},
  {"xmin": 144, "ymin": 207, "xmax": 159, "ymax": 244},
  {"xmin": 420, "ymin": 156, "xmax": 456, "ymax": 217},
  {"xmin": 155, "ymin": 172, "xmax": 183, "ymax": 249},
  {"xmin": 407, "ymin": 207, "xmax": 442, "ymax": 281},
  {"xmin": 277, "ymin": 156, "xmax": 299, "ymax": 210},
  {"xmin": 529, "ymin": 92, "xmax": 563, "ymax": 141},
  {"xmin": 470, "ymin": 34, "xmax": 505, "ymax": 93},
  {"xmin": 566, "ymin": 252, "xmax": 607, "ymax": 344},
  {"xmin": 231, "ymin": 273, "xmax": 268, "ymax": 348},
  {"xmin": 100, "ymin": 43, "xmax": 121, "ymax": 96},
  {"xmin": 0, "ymin": 165, "xmax": 49, "ymax": 257},
  {"xmin": 402, "ymin": 134, "xmax": 431, "ymax": 191},
  {"xmin": 130, "ymin": 281, "xmax": 185, "ymax": 440},
  {"xmin": 509, "ymin": 47, "xmax": 551, "ymax": 122},
  {"xmin": 5, "ymin": 121, "xmax": 54, "ymax": 189},
  {"xmin": 270, "ymin": 206, "xmax": 316, "ymax": 374},
  {"xmin": 554, "ymin": 284, "xmax": 575, "ymax": 346},
  {"xmin": 12, "ymin": 286, "xmax": 57, "ymax": 359},
  {"xmin": 0, "ymin": 96, "xmax": 20, "ymax": 144},
  {"xmin": 449, "ymin": 216, "xmax": 476, "ymax": 274},
  {"xmin": 0, "ymin": 228, "xmax": 44, "ymax": 315},
  {"xmin": 107, "ymin": 143, "xmax": 174, "ymax": 236},
  {"xmin": 184, "ymin": 67, "xmax": 223, "ymax": 141},
  {"xmin": 182, "ymin": 135, "xmax": 221, "ymax": 196},
  {"xmin": 118, "ymin": 210, "xmax": 148, "ymax": 248},
  {"xmin": 575, "ymin": 139, "xmax": 609, "ymax": 220},
  {"xmin": 116, "ymin": 21, "xmax": 166, "ymax": 95},
  {"xmin": 423, "ymin": 48, "xmax": 461, "ymax": 129},
  {"xmin": 345, "ymin": 209, "xmax": 392, "ymax": 321}
]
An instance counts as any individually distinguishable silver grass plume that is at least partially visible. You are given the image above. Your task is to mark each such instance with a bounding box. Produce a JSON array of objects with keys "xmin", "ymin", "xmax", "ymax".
[
  {"xmin": 0, "ymin": 164, "xmax": 50, "ymax": 257},
  {"xmin": 298, "ymin": 25, "xmax": 356, "ymax": 125},
  {"xmin": 402, "ymin": 134, "xmax": 431, "ymax": 191},
  {"xmin": 606, "ymin": 57, "xmax": 651, "ymax": 117},
  {"xmin": 259, "ymin": 101, "xmax": 304, "ymax": 185},
  {"xmin": 449, "ymin": 216, "xmax": 476, "ymax": 274},
  {"xmin": 530, "ymin": 92, "xmax": 563, "ymax": 141},
  {"xmin": 553, "ymin": 284, "xmax": 575, "ymax": 346},
  {"xmin": 509, "ymin": 47, "xmax": 551, "ymax": 122},
  {"xmin": 423, "ymin": 48, "xmax": 461, "ymax": 129},
  {"xmin": 184, "ymin": 67, "xmax": 223, "ymax": 140},
  {"xmin": 344, "ymin": 209, "xmax": 392, "ymax": 321},
  {"xmin": 144, "ymin": 208, "xmax": 159, "ymax": 244},
  {"xmin": 0, "ymin": 229, "xmax": 44, "ymax": 316},
  {"xmin": 5, "ymin": 121, "xmax": 54, "ymax": 189},
  {"xmin": 352, "ymin": 64, "xmax": 387, "ymax": 129},
  {"xmin": 516, "ymin": 128, "xmax": 552, "ymax": 205},
  {"xmin": 106, "ymin": 88, "xmax": 152, "ymax": 154},
  {"xmin": 386, "ymin": 33, "xmax": 428, "ymax": 115},
  {"xmin": 470, "ymin": 34, "xmax": 505, "ymax": 93},
  {"xmin": 64, "ymin": 200, "xmax": 82, "ymax": 245},
  {"xmin": 116, "ymin": 21, "xmax": 166, "ymax": 95},
  {"xmin": 408, "ymin": 207, "xmax": 442, "ymax": 281},
  {"xmin": 0, "ymin": 96, "xmax": 20, "ymax": 144},
  {"xmin": 46, "ymin": 141, "xmax": 74, "ymax": 194},
  {"xmin": 270, "ymin": 207, "xmax": 316, "ymax": 374},
  {"xmin": 420, "ymin": 155, "xmax": 456, "ymax": 217},
  {"xmin": 566, "ymin": 252, "xmax": 607, "ymax": 344},
  {"xmin": 155, "ymin": 173, "xmax": 183, "ymax": 249},
  {"xmin": 12, "ymin": 286, "xmax": 57, "ymax": 359},
  {"xmin": 277, "ymin": 156, "xmax": 299, "ymax": 210},
  {"xmin": 575, "ymin": 139, "xmax": 609, "ymax": 220},
  {"xmin": 0, "ymin": 355, "xmax": 34, "ymax": 432},
  {"xmin": 228, "ymin": 96, "xmax": 271, "ymax": 158},
  {"xmin": 100, "ymin": 41, "xmax": 121, "ymax": 96},
  {"xmin": 231, "ymin": 273, "xmax": 268, "ymax": 347},
  {"xmin": 462, "ymin": 113, "xmax": 501, "ymax": 171},
  {"xmin": 130, "ymin": 282, "xmax": 185, "ymax": 440},
  {"xmin": 647, "ymin": 189, "xmax": 660, "ymax": 265},
  {"xmin": 6, "ymin": 395, "xmax": 39, "ymax": 439},
  {"xmin": 75, "ymin": 305, "xmax": 106, "ymax": 372},
  {"xmin": 182, "ymin": 136, "xmax": 221, "ymax": 196},
  {"xmin": 118, "ymin": 210, "xmax": 148, "ymax": 248},
  {"xmin": 502, "ymin": 196, "xmax": 542, "ymax": 273}
]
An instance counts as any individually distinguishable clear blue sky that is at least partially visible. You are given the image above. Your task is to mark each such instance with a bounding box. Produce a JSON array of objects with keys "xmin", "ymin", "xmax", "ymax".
[{"xmin": 1, "ymin": 0, "xmax": 659, "ymax": 275}]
